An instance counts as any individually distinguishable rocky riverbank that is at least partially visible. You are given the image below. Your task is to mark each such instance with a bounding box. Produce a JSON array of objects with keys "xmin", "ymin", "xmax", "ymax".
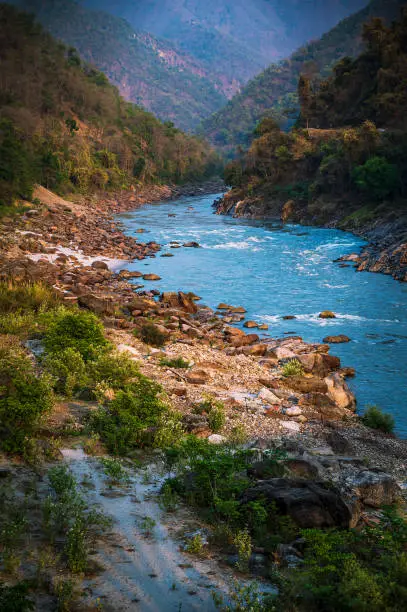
[
  {"xmin": 0, "ymin": 184, "xmax": 406, "ymax": 609},
  {"xmin": 215, "ymin": 190, "xmax": 407, "ymax": 282}
]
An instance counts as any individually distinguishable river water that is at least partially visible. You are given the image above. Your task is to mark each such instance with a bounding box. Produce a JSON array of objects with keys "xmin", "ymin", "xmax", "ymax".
[{"xmin": 118, "ymin": 193, "xmax": 407, "ymax": 437}]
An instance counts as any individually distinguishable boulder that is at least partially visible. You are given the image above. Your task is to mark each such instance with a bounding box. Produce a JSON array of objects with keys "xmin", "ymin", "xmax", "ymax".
[
  {"xmin": 78, "ymin": 293, "xmax": 117, "ymax": 315},
  {"xmin": 241, "ymin": 344, "xmax": 268, "ymax": 356},
  {"xmin": 325, "ymin": 373, "xmax": 356, "ymax": 411},
  {"xmin": 284, "ymin": 376, "xmax": 328, "ymax": 394},
  {"xmin": 183, "ymin": 241, "xmax": 200, "ymax": 248},
  {"xmin": 229, "ymin": 333, "xmax": 260, "ymax": 348},
  {"xmin": 319, "ymin": 311, "xmax": 336, "ymax": 319},
  {"xmin": 240, "ymin": 478, "xmax": 351, "ymax": 528},
  {"xmin": 244, "ymin": 321, "xmax": 259, "ymax": 329},
  {"xmin": 185, "ymin": 369, "xmax": 210, "ymax": 385},
  {"xmin": 323, "ymin": 335, "xmax": 351, "ymax": 344},
  {"xmin": 286, "ymin": 406, "xmax": 302, "ymax": 417},
  {"xmin": 297, "ymin": 352, "xmax": 340, "ymax": 377},
  {"xmin": 345, "ymin": 469, "xmax": 400, "ymax": 508},
  {"xmin": 143, "ymin": 273, "xmax": 161, "ymax": 281},
  {"xmin": 258, "ymin": 387, "xmax": 282, "ymax": 405}
]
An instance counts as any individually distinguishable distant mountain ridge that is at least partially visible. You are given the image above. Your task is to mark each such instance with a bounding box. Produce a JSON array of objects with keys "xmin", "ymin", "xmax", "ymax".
[
  {"xmin": 82, "ymin": 0, "xmax": 368, "ymax": 95},
  {"xmin": 10, "ymin": 0, "xmax": 228, "ymax": 131},
  {"xmin": 202, "ymin": 0, "xmax": 405, "ymax": 157}
]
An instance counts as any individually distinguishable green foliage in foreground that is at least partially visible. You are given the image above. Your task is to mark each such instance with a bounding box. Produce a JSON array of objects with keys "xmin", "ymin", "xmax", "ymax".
[
  {"xmin": 0, "ymin": 582, "xmax": 34, "ymax": 612},
  {"xmin": 43, "ymin": 310, "xmax": 109, "ymax": 361},
  {"xmin": 362, "ymin": 405, "xmax": 395, "ymax": 434},
  {"xmin": 0, "ymin": 341, "xmax": 53, "ymax": 452},
  {"xmin": 89, "ymin": 374, "xmax": 176, "ymax": 454},
  {"xmin": 274, "ymin": 512, "xmax": 407, "ymax": 612}
]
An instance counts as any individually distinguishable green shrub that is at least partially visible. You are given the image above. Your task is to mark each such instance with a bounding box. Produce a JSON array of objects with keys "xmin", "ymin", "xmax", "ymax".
[
  {"xmin": 208, "ymin": 404, "xmax": 226, "ymax": 433},
  {"xmin": 282, "ymin": 359, "xmax": 304, "ymax": 377},
  {"xmin": 44, "ymin": 310, "xmax": 109, "ymax": 361},
  {"xmin": 0, "ymin": 582, "xmax": 34, "ymax": 612},
  {"xmin": 185, "ymin": 533, "xmax": 205, "ymax": 555},
  {"xmin": 90, "ymin": 373, "xmax": 167, "ymax": 454},
  {"xmin": 228, "ymin": 425, "xmax": 248, "ymax": 445},
  {"xmin": 159, "ymin": 356, "xmax": 190, "ymax": 369},
  {"xmin": 361, "ymin": 405, "xmax": 395, "ymax": 434},
  {"xmin": 88, "ymin": 350, "xmax": 140, "ymax": 388},
  {"xmin": 195, "ymin": 396, "xmax": 226, "ymax": 433},
  {"xmin": 0, "ymin": 281, "xmax": 59, "ymax": 314},
  {"xmin": 0, "ymin": 343, "xmax": 53, "ymax": 452},
  {"xmin": 64, "ymin": 518, "xmax": 88, "ymax": 573},
  {"xmin": 136, "ymin": 322, "xmax": 167, "ymax": 347},
  {"xmin": 233, "ymin": 528, "xmax": 252, "ymax": 572},
  {"xmin": 100, "ymin": 457, "xmax": 130, "ymax": 483},
  {"xmin": 44, "ymin": 348, "xmax": 88, "ymax": 397},
  {"xmin": 352, "ymin": 156, "xmax": 399, "ymax": 200},
  {"xmin": 275, "ymin": 513, "xmax": 407, "ymax": 612}
]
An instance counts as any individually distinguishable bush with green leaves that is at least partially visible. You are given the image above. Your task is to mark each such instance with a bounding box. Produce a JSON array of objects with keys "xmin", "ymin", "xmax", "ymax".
[
  {"xmin": 282, "ymin": 359, "xmax": 304, "ymax": 377},
  {"xmin": 136, "ymin": 322, "xmax": 167, "ymax": 347},
  {"xmin": 0, "ymin": 582, "xmax": 34, "ymax": 612},
  {"xmin": 89, "ymin": 373, "xmax": 168, "ymax": 454},
  {"xmin": 44, "ymin": 347, "xmax": 88, "ymax": 397},
  {"xmin": 0, "ymin": 281, "xmax": 59, "ymax": 315},
  {"xmin": 275, "ymin": 511, "xmax": 407, "ymax": 612},
  {"xmin": 43, "ymin": 310, "xmax": 109, "ymax": 361},
  {"xmin": 195, "ymin": 396, "xmax": 226, "ymax": 433},
  {"xmin": 88, "ymin": 350, "xmax": 140, "ymax": 389},
  {"xmin": 44, "ymin": 466, "xmax": 111, "ymax": 573},
  {"xmin": 100, "ymin": 457, "xmax": 130, "ymax": 483},
  {"xmin": 361, "ymin": 405, "xmax": 395, "ymax": 434},
  {"xmin": 352, "ymin": 156, "xmax": 399, "ymax": 200},
  {"xmin": 0, "ymin": 343, "xmax": 54, "ymax": 452},
  {"xmin": 159, "ymin": 356, "xmax": 190, "ymax": 369}
]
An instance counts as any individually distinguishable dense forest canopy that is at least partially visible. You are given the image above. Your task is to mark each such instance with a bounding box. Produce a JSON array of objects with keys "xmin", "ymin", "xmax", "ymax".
[{"xmin": 0, "ymin": 4, "xmax": 220, "ymax": 208}]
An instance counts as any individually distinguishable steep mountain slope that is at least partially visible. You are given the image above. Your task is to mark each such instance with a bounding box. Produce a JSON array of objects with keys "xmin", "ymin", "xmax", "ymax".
[
  {"xmin": 10, "ymin": 0, "xmax": 227, "ymax": 131},
  {"xmin": 82, "ymin": 0, "xmax": 368, "ymax": 95},
  {"xmin": 0, "ymin": 4, "xmax": 219, "ymax": 208},
  {"xmin": 202, "ymin": 0, "xmax": 404, "ymax": 157}
]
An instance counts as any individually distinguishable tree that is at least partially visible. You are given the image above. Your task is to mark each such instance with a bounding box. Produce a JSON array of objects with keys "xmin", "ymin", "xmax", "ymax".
[{"xmin": 298, "ymin": 75, "xmax": 312, "ymax": 129}]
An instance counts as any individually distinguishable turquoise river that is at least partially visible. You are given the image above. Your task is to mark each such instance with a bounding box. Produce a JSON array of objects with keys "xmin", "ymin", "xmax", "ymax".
[{"xmin": 118, "ymin": 193, "xmax": 407, "ymax": 436}]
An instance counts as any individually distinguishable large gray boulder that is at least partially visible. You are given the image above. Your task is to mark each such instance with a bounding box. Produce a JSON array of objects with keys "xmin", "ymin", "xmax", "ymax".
[{"xmin": 240, "ymin": 478, "xmax": 352, "ymax": 528}]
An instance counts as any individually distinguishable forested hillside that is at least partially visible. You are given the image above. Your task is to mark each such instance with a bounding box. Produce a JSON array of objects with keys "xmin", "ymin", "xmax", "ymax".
[
  {"xmin": 10, "ymin": 0, "xmax": 227, "ymax": 131},
  {"xmin": 0, "ymin": 4, "xmax": 220, "ymax": 208},
  {"xmin": 203, "ymin": 0, "xmax": 404, "ymax": 158}
]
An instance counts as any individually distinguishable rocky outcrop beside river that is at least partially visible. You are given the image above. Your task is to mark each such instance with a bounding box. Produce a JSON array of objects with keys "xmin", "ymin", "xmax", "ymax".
[{"xmin": 214, "ymin": 190, "xmax": 407, "ymax": 282}]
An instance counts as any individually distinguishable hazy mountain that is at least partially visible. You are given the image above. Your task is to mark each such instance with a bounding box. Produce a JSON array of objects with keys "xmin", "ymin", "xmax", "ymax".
[
  {"xmin": 10, "ymin": 0, "xmax": 227, "ymax": 131},
  {"xmin": 82, "ymin": 0, "xmax": 368, "ymax": 94},
  {"xmin": 201, "ymin": 0, "xmax": 404, "ymax": 157}
]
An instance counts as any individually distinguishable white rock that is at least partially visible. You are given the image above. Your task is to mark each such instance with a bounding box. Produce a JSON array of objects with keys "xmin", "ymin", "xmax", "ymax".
[
  {"xmin": 281, "ymin": 421, "xmax": 301, "ymax": 432},
  {"xmin": 275, "ymin": 347, "xmax": 297, "ymax": 360},
  {"xmin": 286, "ymin": 406, "xmax": 302, "ymax": 417},
  {"xmin": 208, "ymin": 434, "xmax": 227, "ymax": 445},
  {"xmin": 258, "ymin": 388, "xmax": 282, "ymax": 404}
]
